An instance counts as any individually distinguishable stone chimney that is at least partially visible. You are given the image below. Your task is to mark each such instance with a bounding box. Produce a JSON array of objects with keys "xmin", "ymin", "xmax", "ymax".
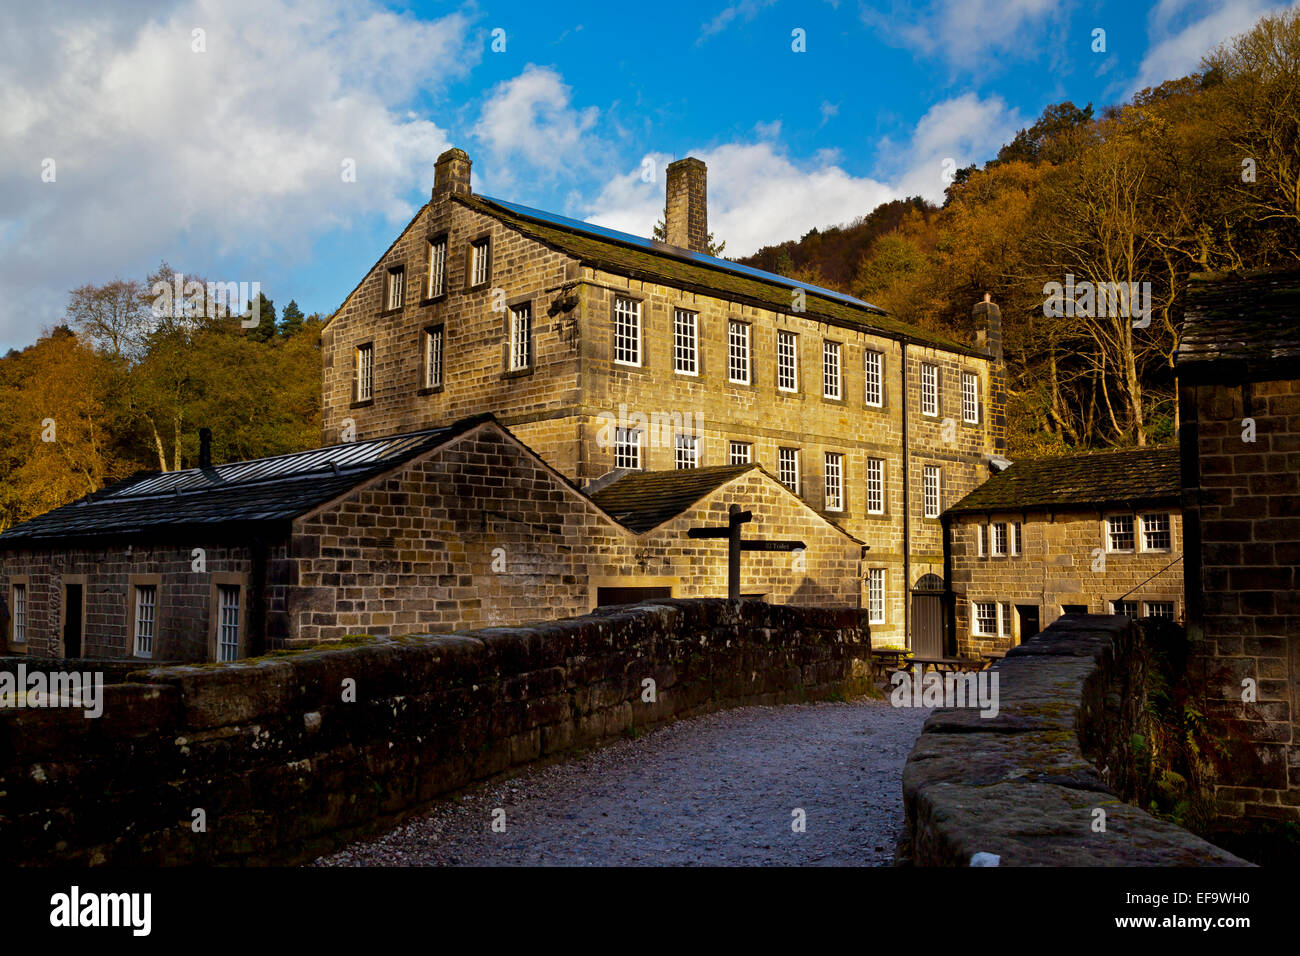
[
  {"xmin": 972, "ymin": 295, "xmax": 1007, "ymax": 455},
  {"xmin": 665, "ymin": 157, "xmax": 708, "ymax": 253},
  {"xmin": 433, "ymin": 148, "xmax": 472, "ymax": 200}
]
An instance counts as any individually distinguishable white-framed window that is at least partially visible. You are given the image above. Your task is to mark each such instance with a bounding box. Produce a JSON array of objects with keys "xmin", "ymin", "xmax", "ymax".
[
  {"xmin": 824, "ymin": 452, "xmax": 844, "ymax": 512},
  {"xmin": 674, "ymin": 433, "xmax": 698, "ymax": 469},
  {"xmin": 614, "ymin": 296, "xmax": 641, "ymax": 366},
  {"xmin": 1000, "ymin": 602, "xmax": 1013, "ymax": 637},
  {"xmin": 823, "ymin": 340, "xmax": 842, "ymax": 400},
  {"xmin": 614, "ymin": 428, "xmax": 642, "ymax": 470},
  {"xmin": 777, "ymin": 330, "xmax": 798, "ymax": 392},
  {"xmin": 423, "ymin": 326, "xmax": 443, "ymax": 389},
  {"xmin": 991, "ymin": 522, "xmax": 1007, "ymax": 557},
  {"xmin": 920, "ymin": 363, "xmax": 938, "ymax": 416},
  {"xmin": 673, "ymin": 309, "xmax": 698, "ymax": 375},
  {"xmin": 355, "ymin": 343, "xmax": 374, "ymax": 402},
  {"xmin": 961, "ymin": 371, "xmax": 979, "ymax": 424},
  {"xmin": 1144, "ymin": 601, "xmax": 1176, "ymax": 619},
  {"xmin": 426, "ymin": 237, "xmax": 447, "ymax": 298},
  {"xmin": 217, "ymin": 585, "xmax": 241, "ymax": 662},
  {"xmin": 1111, "ymin": 600, "xmax": 1139, "ymax": 618},
  {"xmin": 866, "ymin": 457, "xmax": 884, "ymax": 515},
  {"xmin": 973, "ymin": 601, "xmax": 998, "ymax": 636},
  {"xmin": 509, "ymin": 302, "xmax": 531, "ymax": 371},
  {"xmin": 470, "ymin": 238, "xmax": 490, "ymax": 286},
  {"xmin": 864, "ymin": 350, "xmax": 883, "ymax": 407},
  {"xmin": 1142, "ymin": 513, "xmax": 1171, "ymax": 551},
  {"xmin": 133, "ymin": 584, "xmax": 156, "ymax": 659},
  {"xmin": 868, "ymin": 568, "xmax": 886, "ymax": 624},
  {"xmin": 729, "ymin": 441, "xmax": 752, "ymax": 465},
  {"xmin": 977, "ymin": 523, "xmax": 986, "ymax": 557},
  {"xmin": 1106, "ymin": 514, "xmax": 1135, "ymax": 552},
  {"xmin": 778, "ymin": 448, "xmax": 799, "ymax": 492},
  {"xmin": 385, "ymin": 266, "xmax": 405, "ymax": 311},
  {"xmin": 923, "ymin": 465, "xmax": 941, "ymax": 518},
  {"xmin": 728, "ymin": 320, "xmax": 750, "ymax": 384},
  {"xmin": 1011, "ymin": 521, "xmax": 1022, "ymax": 556},
  {"xmin": 11, "ymin": 582, "xmax": 26, "ymax": 644}
]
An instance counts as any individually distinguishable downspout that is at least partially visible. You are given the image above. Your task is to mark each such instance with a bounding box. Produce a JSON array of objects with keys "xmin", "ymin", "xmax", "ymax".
[
  {"xmin": 251, "ymin": 533, "xmax": 268, "ymax": 657},
  {"xmin": 901, "ymin": 342, "xmax": 910, "ymax": 650},
  {"xmin": 941, "ymin": 512, "xmax": 954, "ymax": 656}
]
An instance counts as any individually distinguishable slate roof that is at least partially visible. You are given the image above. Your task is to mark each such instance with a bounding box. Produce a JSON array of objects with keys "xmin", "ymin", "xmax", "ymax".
[
  {"xmin": 1177, "ymin": 269, "xmax": 1300, "ymax": 372},
  {"xmin": 0, "ymin": 418, "xmax": 488, "ymax": 546},
  {"xmin": 456, "ymin": 194, "xmax": 981, "ymax": 357},
  {"xmin": 588, "ymin": 464, "xmax": 757, "ymax": 533},
  {"xmin": 944, "ymin": 447, "xmax": 1181, "ymax": 515}
]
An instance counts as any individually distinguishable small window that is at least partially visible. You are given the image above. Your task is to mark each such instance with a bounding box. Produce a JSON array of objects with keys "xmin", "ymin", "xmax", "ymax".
[
  {"xmin": 1000, "ymin": 602, "xmax": 1013, "ymax": 637},
  {"xmin": 1144, "ymin": 601, "xmax": 1175, "ymax": 619},
  {"xmin": 824, "ymin": 452, "xmax": 844, "ymax": 512},
  {"xmin": 385, "ymin": 266, "xmax": 405, "ymax": 311},
  {"xmin": 509, "ymin": 302, "xmax": 532, "ymax": 371},
  {"xmin": 962, "ymin": 371, "xmax": 979, "ymax": 424},
  {"xmin": 614, "ymin": 297, "xmax": 641, "ymax": 366},
  {"xmin": 923, "ymin": 465, "xmax": 941, "ymax": 519},
  {"xmin": 217, "ymin": 585, "xmax": 241, "ymax": 662},
  {"xmin": 973, "ymin": 601, "xmax": 998, "ymax": 636},
  {"xmin": 976, "ymin": 523, "xmax": 986, "ymax": 557},
  {"xmin": 427, "ymin": 237, "xmax": 447, "ymax": 298},
  {"xmin": 778, "ymin": 448, "xmax": 799, "ymax": 492},
  {"xmin": 11, "ymin": 582, "xmax": 27, "ymax": 644},
  {"xmin": 729, "ymin": 441, "xmax": 752, "ymax": 465},
  {"xmin": 674, "ymin": 433, "xmax": 698, "ymax": 469},
  {"xmin": 868, "ymin": 568, "xmax": 885, "ymax": 624},
  {"xmin": 728, "ymin": 320, "xmax": 750, "ymax": 385},
  {"xmin": 1111, "ymin": 600, "xmax": 1139, "ymax": 618},
  {"xmin": 615, "ymin": 428, "xmax": 642, "ymax": 470},
  {"xmin": 423, "ymin": 326, "xmax": 443, "ymax": 389},
  {"xmin": 674, "ymin": 309, "xmax": 698, "ymax": 375},
  {"xmin": 133, "ymin": 584, "xmax": 156, "ymax": 659},
  {"xmin": 866, "ymin": 457, "xmax": 884, "ymax": 515},
  {"xmin": 777, "ymin": 330, "xmax": 798, "ymax": 392},
  {"xmin": 1011, "ymin": 521, "xmax": 1022, "ymax": 556},
  {"xmin": 823, "ymin": 340, "xmax": 841, "ymax": 400},
  {"xmin": 1142, "ymin": 513, "xmax": 1171, "ymax": 551},
  {"xmin": 990, "ymin": 522, "xmax": 1007, "ymax": 557},
  {"xmin": 355, "ymin": 343, "xmax": 374, "ymax": 402},
  {"xmin": 864, "ymin": 350, "xmax": 883, "ymax": 407},
  {"xmin": 920, "ymin": 363, "xmax": 939, "ymax": 417},
  {"xmin": 469, "ymin": 238, "xmax": 491, "ymax": 287},
  {"xmin": 1107, "ymin": 515, "xmax": 1135, "ymax": 552}
]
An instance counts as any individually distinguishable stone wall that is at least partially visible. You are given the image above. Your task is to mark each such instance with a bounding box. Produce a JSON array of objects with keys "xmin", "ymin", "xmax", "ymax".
[
  {"xmin": 0, "ymin": 599, "xmax": 871, "ymax": 866},
  {"xmin": 900, "ymin": 615, "xmax": 1248, "ymax": 865}
]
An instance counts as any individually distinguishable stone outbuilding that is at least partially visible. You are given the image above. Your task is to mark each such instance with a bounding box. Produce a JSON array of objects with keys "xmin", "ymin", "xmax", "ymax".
[{"xmin": 0, "ymin": 415, "xmax": 864, "ymax": 662}]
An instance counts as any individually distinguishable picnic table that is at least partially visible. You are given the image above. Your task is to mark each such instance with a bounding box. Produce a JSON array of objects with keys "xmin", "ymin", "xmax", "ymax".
[{"xmin": 895, "ymin": 655, "xmax": 988, "ymax": 673}]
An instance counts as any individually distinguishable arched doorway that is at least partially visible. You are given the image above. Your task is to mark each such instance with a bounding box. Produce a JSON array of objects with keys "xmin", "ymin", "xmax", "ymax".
[{"xmin": 910, "ymin": 574, "xmax": 945, "ymax": 658}]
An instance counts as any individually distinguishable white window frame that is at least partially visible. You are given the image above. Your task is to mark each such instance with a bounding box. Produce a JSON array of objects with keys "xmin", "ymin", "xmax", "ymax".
[
  {"xmin": 778, "ymin": 447, "xmax": 799, "ymax": 492},
  {"xmin": 866, "ymin": 457, "xmax": 884, "ymax": 515},
  {"xmin": 356, "ymin": 343, "xmax": 374, "ymax": 402},
  {"xmin": 1106, "ymin": 514, "xmax": 1135, "ymax": 553},
  {"xmin": 1141, "ymin": 513, "xmax": 1171, "ymax": 552},
  {"xmin": 386, "ymin": 267, "xmax": 405, "ymax": 311},
  {"xmin": 864, "ymin": 350, "xmax": 883, "ymax": 407},
  {"xmin": 614, "ymin": 296, "xmax": 642, "ymax": 367},
  {"xmin": 470, "ymin": 238, "xmax": 490, "ymax": 287},
  {"xmin": 614, "ymin": 428, "xmax": 642, "ymax": 470},
  {"xmin": 972, "ymin": 601, "xmax": 998, "ymax": 636},
  {"xmin": 674, "ymin": 432, "xmax": 698, "ymax": 469},
  {"xmin": 823, "ymin": 340, "xmax": 842, "ymax": 400},
  {"xmin": 777, "ymin": 330, "xmax": 798, "ymax": 392},
  {"xmin": 990, "ymin": 522, "xmax": 1007, "ymax": 557},
  {"xmin": 977, "ymin": 523, "xmax": 986, "ymax": 557},
  {"xmin": 1011, "ymin": 521, "xmax": 1022, "ymax": 556},
  {"xmin": 923, "ymin": 465, "xmax": 941, "ymax": 519},
  {"xmin": 133, "ymin": 584, "xmax": 157, "ymax": 659},
  {"xmin": 868, "ymin": 568, "xmax": 885, "ymax": 624},
  {"xmin": 920, "ymin": 363, "xmax": 939, "ymax": 417},
  {"xmin": 427, "ymin": 237, "xmax": 447, "ymax": 298},
  {"xmin": 423, "ymin": 326, "xmax": 443, "ymax": 389},
  {"xmin": 217, "ymin": 584, "xmax": 241, "ymax": 662},
  {"xmin": 11, "ymin": 582, "xmax": 26, "ymax": 644},
  {"xmin": 1111, "ymin": 600, "xmax": 1139, "ymax": 618},
  {"xmin": 961, "ymin": 371, "xmax": 979, "ymax": 424},
  {"xmin": 824, "ymin": 452, "xmax": 844, "ymax": 512},
  {"xmin": 728, "ymin": 320, "xmax": 751, "ymax": 385},
  {"xmin": 509, "ymin": 302, "xmax": 532, "ymax": 371},
  {"xmin": 1143, "ymin": 601, "xmax": 1175, "ymax": 620},
  {"xmin": 729, "ymin": 441, "xmax": 752, "ymax": 465},
  {"xmin": 673, "ymin": 309, "xmax": 698, "ymax": 376}
]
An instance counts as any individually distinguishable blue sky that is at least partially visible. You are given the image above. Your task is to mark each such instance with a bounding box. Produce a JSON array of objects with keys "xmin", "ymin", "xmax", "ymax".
[{"xmin": 0, "ymin": 0, "xmax": 1292, "ymax": 351}]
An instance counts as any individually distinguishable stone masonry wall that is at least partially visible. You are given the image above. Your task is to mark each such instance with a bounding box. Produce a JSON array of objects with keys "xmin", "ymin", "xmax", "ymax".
[
  {"xmin": 0, "ymin": 599, "xmax": 872, "ymax": 866},
  {"xmin": 901, "ymin": 615, "xmax": 1248, "ymax": 865}
]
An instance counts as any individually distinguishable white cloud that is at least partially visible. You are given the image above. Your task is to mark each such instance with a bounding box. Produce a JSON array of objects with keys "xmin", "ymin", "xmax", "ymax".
[
  {"xmin": 1129, "ymin": 0, "xmax": 1296, "ymax": 93},
  {"xmin": 886, "ymin": 93, "xmax": 1024, "ymax": 200},
  {"xmin": 698, "ymin": 0, "xmax": 779, "ymax": 43},
  {"xmin": 0, "ymin": 0, "xmax": 477, "ymax": 348},
  {"xmin": 864, "ymin": 0, "xmax": 1060, "ymax": 69}
]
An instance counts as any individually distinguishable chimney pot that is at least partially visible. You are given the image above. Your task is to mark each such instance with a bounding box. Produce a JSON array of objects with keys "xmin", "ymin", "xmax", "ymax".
[
  {"xmin": 433, "ymin": 148, "xmax": 472, "ymax": 200},
  {"xmin": 199, "ymin": 427, "xmax": 212, "ymax": 469},
  {"xmin": 664, "ymin": 157, "xmax": 708, "ymax": 254}
]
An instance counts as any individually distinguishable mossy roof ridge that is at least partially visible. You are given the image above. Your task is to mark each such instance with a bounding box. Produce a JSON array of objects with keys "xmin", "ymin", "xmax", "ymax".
[
  {"xmin": 945, "ymin": 446, "xmax": 1181, "ymax": 514},
  {"xmin": 1178, "ymin": 268, "xmax": 1300, "ymax": 366},
  {"xmin": 458, "ymin": 194, "xmax": 980, "ymax": 357},
  {"xmin": 589, "ymin": 464, "xmax": 756, "ymax": 533}
]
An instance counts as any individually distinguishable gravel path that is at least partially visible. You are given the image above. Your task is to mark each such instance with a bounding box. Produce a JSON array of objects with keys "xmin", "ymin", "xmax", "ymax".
[{"xmin": 315, "ymin": 697, "xmax": 929, "ymax": 867}]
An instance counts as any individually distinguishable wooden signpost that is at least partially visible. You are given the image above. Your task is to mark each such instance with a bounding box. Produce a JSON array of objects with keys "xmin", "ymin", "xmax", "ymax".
[{"xmin": 687, "ymin": 504, "xmax": 805, "ymax": 601}]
